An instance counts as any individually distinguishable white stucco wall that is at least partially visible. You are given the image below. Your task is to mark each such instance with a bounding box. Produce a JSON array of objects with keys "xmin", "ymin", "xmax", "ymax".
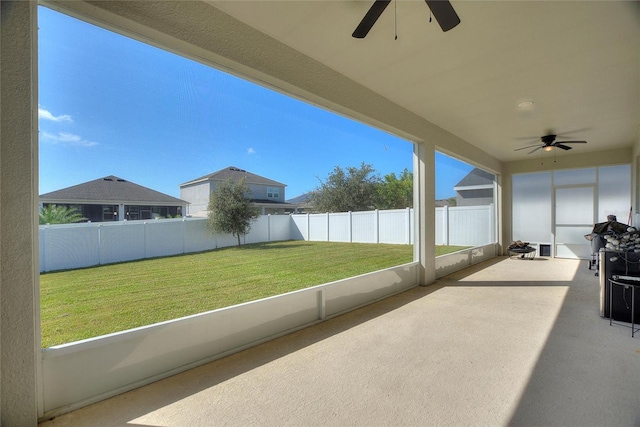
[
  {"xmin": 180, "ymin": 181, "xmax": 211, "ymax": 215},
  {"xmin": 247, "ymin": 182, "xmax": 285, "ymax": 202},
  {"xmin": 0, "ymin": 1, "xmax": 39, "ymax": 425},
  {"xmin": 180, "ymin": 180, "xmax": 286, "ymax": 216}
]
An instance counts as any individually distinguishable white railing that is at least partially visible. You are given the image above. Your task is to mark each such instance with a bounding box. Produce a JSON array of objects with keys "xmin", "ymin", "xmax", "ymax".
[
  {"xmin": 39, "ymin": 205, "xmax": 494, "ymax": 272},
  {"xmin": 41, "ymin": 262, "xmax": 419, "ymax": 417}
]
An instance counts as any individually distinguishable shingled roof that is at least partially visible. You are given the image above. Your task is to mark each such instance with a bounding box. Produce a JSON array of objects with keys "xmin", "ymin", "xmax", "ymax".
[
  {"xmin": 180, "ymin": 166, "xmax": 286, "ymax": 187},
  {"xmin": 287, "ymin": 192, "xmax": 315, "ymax": 204},
  {"xmin": 454, "ymin": 168, "xmax": 494, "ymax": 188},
  {"xmin": 40, "ymin": 176, "xmax": 186, "ymax": 205}
]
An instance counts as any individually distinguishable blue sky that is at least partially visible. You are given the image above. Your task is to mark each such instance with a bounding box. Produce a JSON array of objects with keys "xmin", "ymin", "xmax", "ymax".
[{"xmin": 38, "ymin": 6, "xmax": 472, "ymax": 201}]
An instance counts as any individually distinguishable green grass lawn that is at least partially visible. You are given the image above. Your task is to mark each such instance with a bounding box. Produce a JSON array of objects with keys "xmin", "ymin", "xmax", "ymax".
[{"xmin": 40, "ymin": 241, "xmax": 468, "ymax": 347}]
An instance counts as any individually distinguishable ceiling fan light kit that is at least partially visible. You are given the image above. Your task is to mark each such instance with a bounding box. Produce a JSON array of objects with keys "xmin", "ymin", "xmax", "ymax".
[
  {"xmin": 518, "ymin": 101, "xmax": 534, "ymax": 108},
  {"xmin": 515, "ymin": 134, "xmax": 588, "ymax": 155}
]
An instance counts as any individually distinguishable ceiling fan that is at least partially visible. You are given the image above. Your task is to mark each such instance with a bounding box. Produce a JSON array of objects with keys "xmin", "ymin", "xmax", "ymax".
[
  {"xmin": 515, "ymin": 134, "xmax": 588, "ymax": 155},
  {"xmin": 352, "ymin": 0, "xmax": 460, "ymax": 38}
]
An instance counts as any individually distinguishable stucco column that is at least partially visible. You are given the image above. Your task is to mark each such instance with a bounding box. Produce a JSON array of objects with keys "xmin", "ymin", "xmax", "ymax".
[
  {"xmin": 495, "ymin": 173, "xmax": 505, "ymax": 255},
  {"xmin": 414, "ymin": 141, "xmax": 436, "ymax": 286},
  {"xmin": 1, "ymin": 0, "xmax": 40, "ymax": 424}
]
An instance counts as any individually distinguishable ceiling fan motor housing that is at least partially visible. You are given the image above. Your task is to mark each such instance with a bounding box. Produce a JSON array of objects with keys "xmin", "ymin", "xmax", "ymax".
[{"xmin": 541, "ymin": 134, "xmax": 556, "ymax": 144}]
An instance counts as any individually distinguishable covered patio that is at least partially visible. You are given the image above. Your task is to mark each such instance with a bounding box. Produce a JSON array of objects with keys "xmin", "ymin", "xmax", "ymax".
[
  {"xmin": 1, "ymin": 1, "xmax": 638, "ymax": 424},
  {"xmin": 39, "ymin": 257, "xmax": 640, "ymax": 426}
]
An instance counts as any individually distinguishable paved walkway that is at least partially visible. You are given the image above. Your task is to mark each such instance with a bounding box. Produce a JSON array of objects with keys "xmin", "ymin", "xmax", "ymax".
[{"xmin": 40, "ymin": 257, "xmax": 640, "ymax": 426}]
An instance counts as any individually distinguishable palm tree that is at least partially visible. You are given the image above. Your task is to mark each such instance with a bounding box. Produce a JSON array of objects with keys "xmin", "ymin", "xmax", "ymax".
[{"xmin": 39, "ymin": 205, "xmax": 87, "ymax": 225}]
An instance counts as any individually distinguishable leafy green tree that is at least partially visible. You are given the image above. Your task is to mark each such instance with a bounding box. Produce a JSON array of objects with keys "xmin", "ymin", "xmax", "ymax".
[
  {"xmin": 207, "ymin": 178, "xmax": 259, "ymax": 246},
  {"xmin": 311, "ymin": 162, "xmax": 381, "ymax": 213},
  {"xmin": 39, "ymin": 205, "xmax": 86, "ymax": 225},
  {"xmin": 376, "ymin": 168, "xmax": 413, "ymax": 209}
]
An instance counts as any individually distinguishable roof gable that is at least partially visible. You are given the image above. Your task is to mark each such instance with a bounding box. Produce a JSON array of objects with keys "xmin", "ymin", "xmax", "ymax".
[
  {"xmin": 40, "ymin": 175, "xmax": 187, "ymax": 205},
  {"xmin": 287, "ymin": 192, "xmax": 315, "ymax": 204},
  {"xmin": 181, "ymin": 166, "xmax": 286, "ymax": 187},
  {"xmin": 454, "ymin": 168, "xmax": 495, "ymax": 188}
]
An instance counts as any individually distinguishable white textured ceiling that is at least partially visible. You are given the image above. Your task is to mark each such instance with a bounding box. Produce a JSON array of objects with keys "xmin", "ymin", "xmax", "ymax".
[{"xmin": 210, "ymin": 0, "xmax": 639, "ymax": 162}]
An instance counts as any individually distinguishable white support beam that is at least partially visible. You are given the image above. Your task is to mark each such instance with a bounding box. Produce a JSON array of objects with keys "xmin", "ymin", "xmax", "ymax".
[{"xmin": 414, "ymin": 142, "xmax": 436, "ymax": 286}]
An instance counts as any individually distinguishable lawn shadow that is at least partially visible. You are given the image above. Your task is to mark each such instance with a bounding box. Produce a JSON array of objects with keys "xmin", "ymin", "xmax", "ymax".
[{"xmin": 239, "ymin": 240, "xmax": 313, "ymax": 250}]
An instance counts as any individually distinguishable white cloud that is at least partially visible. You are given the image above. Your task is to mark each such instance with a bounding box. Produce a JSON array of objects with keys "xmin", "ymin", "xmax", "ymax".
[
  {"xmin": 38, "ymin": 107, "xmax": 73, "ymax": 123},
  {"xmin": 247, "ymin": 148, "xmax": 256, "ymax": 155},
  {"xmin": 42, "ymin": 131, "xmax": 98, "ymax": 147}
]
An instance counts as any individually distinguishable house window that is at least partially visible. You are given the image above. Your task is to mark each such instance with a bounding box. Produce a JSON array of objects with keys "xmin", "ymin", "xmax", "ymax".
[
  {"xmin": 126, "ymin": 205, "xmax": 140, "ymax": 220},
  {"xmin": 267, "ymin": 187, "xmax": 279, "ymax": 199},
  {"xmin": 140, "ymin": 206, "xmax": 152, "ymax": 220},
  {"xmin": 102, "ymin": 205, "xmax": 117, "ymax": 221}
]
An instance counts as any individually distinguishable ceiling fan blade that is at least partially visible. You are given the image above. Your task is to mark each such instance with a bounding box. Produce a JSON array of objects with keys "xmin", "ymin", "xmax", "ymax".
[
  {"xmin": 554, "ymin": 144, "xmax": 573, "ymax": 150},
  {"xmin": 528, "ymin": 146, "xmax": 543, "ymax": 155},
  {"xmin": 352, "ymin": 0, "xmax": 391, "ymax": 38},
  {"xmin": 556, "ymin": 140, "xmax": 587, "ymax": 144},
  {"xmin": 555, "ymin": 128, "xmax": 591, "ymax": 138},
  {"xmin": 424, "ymin": 0, "xmax": 461, "ymax": 32},
  {"xmin": 515, "ymin": 144, "xmax": 542, "ymax": 151}
]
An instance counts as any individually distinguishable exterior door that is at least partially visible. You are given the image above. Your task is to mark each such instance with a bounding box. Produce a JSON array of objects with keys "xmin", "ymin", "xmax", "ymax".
[{"xmin": 554, "ymin": 186, "xmax": 595, "ymax": 259}]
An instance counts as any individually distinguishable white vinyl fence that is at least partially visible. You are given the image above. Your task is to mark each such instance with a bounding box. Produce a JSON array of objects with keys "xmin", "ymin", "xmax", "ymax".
[
  {"xmin": 290, "ymin": 208, "xmax": 414, "ymax": 244},
  {"xmin": 39, "ymin": 215, "xmax": 291, "ymax": 273},
  {"xmin": 435, "ymin": 204, "xmax": 495, "ymax": 247},
  {"xmin": 39, "ymin": 205, "xmax": 494, "ymax": 272}
]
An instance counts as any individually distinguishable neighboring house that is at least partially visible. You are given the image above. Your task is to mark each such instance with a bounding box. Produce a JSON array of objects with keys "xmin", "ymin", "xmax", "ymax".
[
  {"xmin": 180, "ymin": 166, "xmax": 296, "ymax": 216},
  {"xmin": 435, "ymin": 199, "xmax": 455, "ymax": 207},
  {"xmin": 39, "ymin": 175, "xmax": 188, "ymax": 222},
  {"xmin": 286, "ymin": 192, "xmax": 315, "ymax": 213},
  {"xmin": 453, "ymin": 168, "xmax": 495, "ymax": 206}
]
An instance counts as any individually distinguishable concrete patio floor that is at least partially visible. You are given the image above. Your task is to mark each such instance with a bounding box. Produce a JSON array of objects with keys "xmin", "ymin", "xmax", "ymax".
[{"xmin": 39, "ymin": 256, "xmax": 640, "ymax": 426}]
